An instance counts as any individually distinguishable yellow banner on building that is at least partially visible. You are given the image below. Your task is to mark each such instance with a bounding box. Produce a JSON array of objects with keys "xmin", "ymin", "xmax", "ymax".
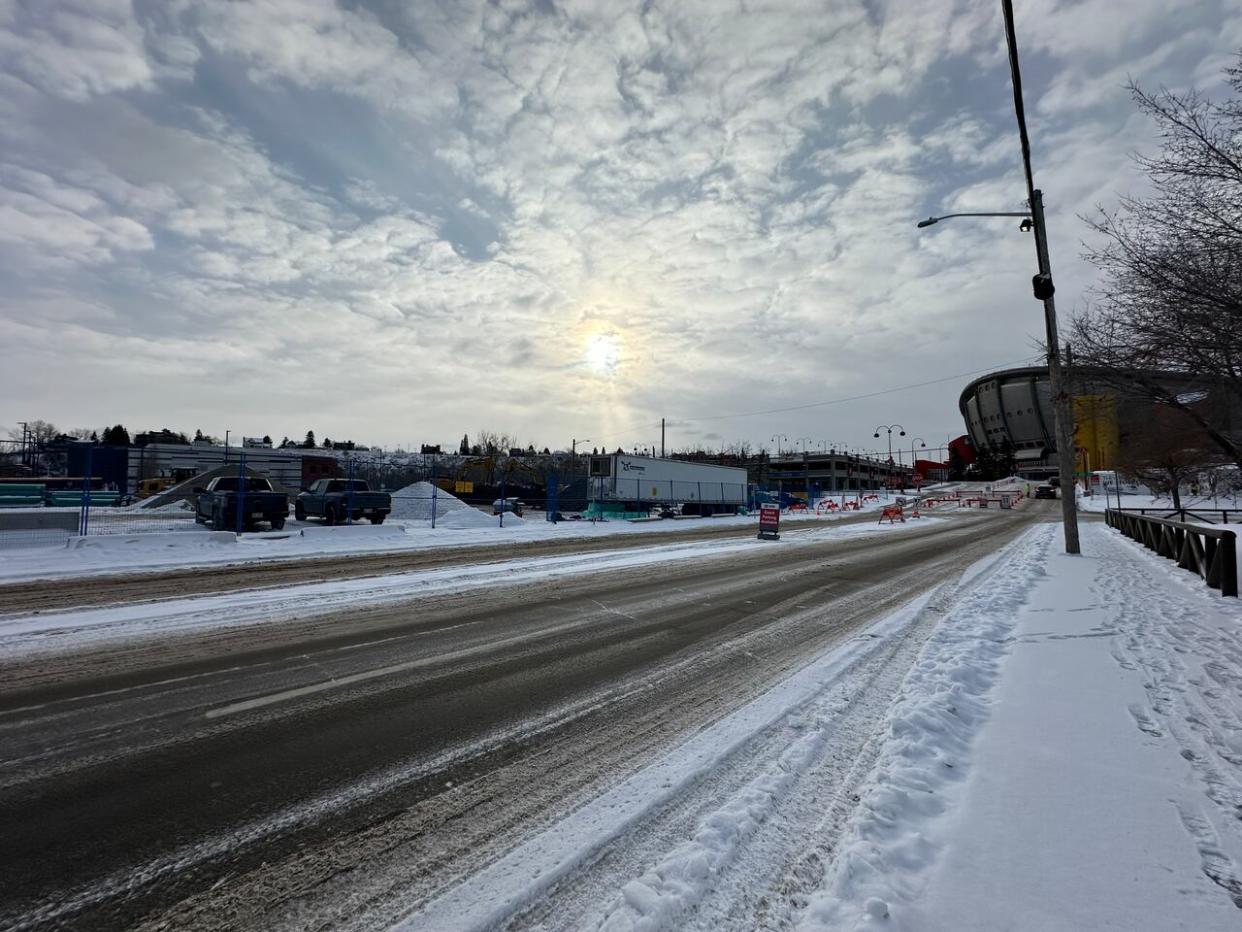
[{"xmin": 1072, "ymin": 394, "xmax": 1119, "ymax": 472}]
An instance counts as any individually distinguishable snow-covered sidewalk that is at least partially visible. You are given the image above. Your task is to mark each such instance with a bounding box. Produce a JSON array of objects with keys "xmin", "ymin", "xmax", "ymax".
[{"xmin": 803, "ymin": 520, "xmax": 1242, "ymax": 930}]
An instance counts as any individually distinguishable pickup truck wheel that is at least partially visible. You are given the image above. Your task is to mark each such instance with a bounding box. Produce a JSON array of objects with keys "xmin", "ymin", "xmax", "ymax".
[
  {"xmin": 294, "ymin": 502, "xmax": 306, "ymax": 521},
  {"xmin": 271, "ymin": 516, "xmax": 286, "ymax": 531},
  {"xmin": 370, "ymin": 514, "xmax": 385, "ymax": 525},
  {"xmin": 324, "ymin": 505, "xmax": 337, "ymax": 526}
]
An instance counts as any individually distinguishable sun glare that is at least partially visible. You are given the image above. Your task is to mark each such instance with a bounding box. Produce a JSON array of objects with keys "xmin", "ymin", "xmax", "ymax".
[{"xmin": 584, "ymin": 332, "xmax": 621, "ymax": 375}]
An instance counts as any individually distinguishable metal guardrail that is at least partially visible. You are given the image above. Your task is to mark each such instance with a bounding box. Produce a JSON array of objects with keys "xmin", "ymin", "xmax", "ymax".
[
  {"xmin": 1106, "ymin": 509, "xmax": 1237, "ymax": 597},
  {"xmin": 1112, "ymin": 507, "xmax": 1238, "ymax": 525}
]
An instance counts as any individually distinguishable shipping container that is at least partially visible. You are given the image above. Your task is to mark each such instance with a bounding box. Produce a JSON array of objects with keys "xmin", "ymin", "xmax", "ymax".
[{"xmin": 587, "ymin": 454, "xmax": 747, "ymax": 513}]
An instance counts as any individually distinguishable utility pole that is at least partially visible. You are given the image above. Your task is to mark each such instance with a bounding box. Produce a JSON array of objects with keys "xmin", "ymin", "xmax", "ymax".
[
  {"xmin": 1002, "ymin": 0, "xmax": 1080, "ymax": 554},
  {"xmin": 660, "ymin": 418, "xmax": 665, "ymax": 458}
]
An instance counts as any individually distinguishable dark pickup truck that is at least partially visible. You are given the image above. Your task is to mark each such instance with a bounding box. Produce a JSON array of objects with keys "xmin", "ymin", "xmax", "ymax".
[
  {"xmin": 295, "ymin": 479, "xmax": 391, "ymax": 525},
  {"xmin": 194, "ymin": 476, "xmax": 288, "ymax": 530}
]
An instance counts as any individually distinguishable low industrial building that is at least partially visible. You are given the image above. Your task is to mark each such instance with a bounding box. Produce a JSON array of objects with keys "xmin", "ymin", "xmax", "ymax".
[
  {"xmin": 764, "ymin": 451, "xmax": 913, "ymax": 501},
  {"xmin": 66, "ymin": 442, "xmax": 340, "ymax": 495}
]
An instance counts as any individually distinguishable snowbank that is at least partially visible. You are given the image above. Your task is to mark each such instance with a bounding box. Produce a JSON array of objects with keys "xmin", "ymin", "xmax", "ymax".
[
  {"xmin": 298, "ymin": 524, "xmax": 407, "ymax": 539},
  {"xmin": 798, "ymin": 520, "xmax": 1242, "ymax": 930},
  {"xmin": 67, "ymin": 531, "xmax": 237, "ymax": 551},
  {"xmin": 388, "ymin": 482, "xmax": 471, "ymax": 521}
]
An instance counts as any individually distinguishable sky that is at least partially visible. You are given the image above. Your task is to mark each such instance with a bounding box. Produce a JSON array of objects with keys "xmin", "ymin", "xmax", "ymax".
[{"xmin": 2, "ymin": 0, "xmax": 1240, "ymax": 457}]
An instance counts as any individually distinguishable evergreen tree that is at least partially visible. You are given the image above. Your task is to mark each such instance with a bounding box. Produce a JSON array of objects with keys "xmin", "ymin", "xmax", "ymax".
[
  {"xmin": 303, "ymin": 431, "xmax": 315, "ymax": 449},
  {"xmin": 459, "ymin": 433, "xmax": 470, "ymax": 455},
  {"xmin": 102, "ymin": 424, "xmax": 130, "ymax": 445},
  {"xmin": 947, "ymin": 445, "xmax": 967, "ymax": 481}
]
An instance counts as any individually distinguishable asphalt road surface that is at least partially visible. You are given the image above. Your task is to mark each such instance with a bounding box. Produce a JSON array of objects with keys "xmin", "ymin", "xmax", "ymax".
[{"xmin": 0, "ymin": 503, "xmax": 1055, "ymax": 931}]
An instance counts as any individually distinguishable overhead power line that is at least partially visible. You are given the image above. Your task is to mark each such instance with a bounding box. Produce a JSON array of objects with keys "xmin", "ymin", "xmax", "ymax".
[{"xmin": 586, "ymin": 354, "xmax": 1044, "ymax": 447}]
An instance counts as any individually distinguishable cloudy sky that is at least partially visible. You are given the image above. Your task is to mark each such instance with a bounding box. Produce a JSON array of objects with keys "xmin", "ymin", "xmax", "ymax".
[{"xmin": 2, "ymin": 0, "xmax": 1239, "ymax": 455}]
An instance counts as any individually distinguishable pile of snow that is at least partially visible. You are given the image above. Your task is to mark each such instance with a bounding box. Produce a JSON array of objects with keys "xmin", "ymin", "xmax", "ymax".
[
  {"xmin": 388, "ymin": 481, "xmax": 471, "ymax": 521},
  {"xmin": 67, "ymin": 531, "xmax": 236, "ymax": 551},
  {"xmin": 436, "ymin": 507, "xmax": 529, "ymax": 529},
  {"xmin": 139, "ymin": 499, "xmax": 195, "ymax": 515}
]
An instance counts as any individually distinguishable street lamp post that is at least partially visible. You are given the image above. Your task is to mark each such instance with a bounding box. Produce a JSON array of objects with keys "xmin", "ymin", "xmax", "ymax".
[
  {"xmin": 874, "ymin": 424, "xmax": 906, "ymax": 494},
  {"xmin": 770, "ymin": 434, "xmax": 789, "ymax": 457},
  {"xmin": 910, "ymin": 437, "xmax": 927, "ymax": 486},
  {"xmin": 571, "ymin": 437, "xmax": 591, "ymax": 470},
  {"xmin": 224, "ymin": 429, "xmax": 230, "ymax": 464},
  {"xmin": 914, "ymin": 1, "xmax": 1080, "ymax": 554}
]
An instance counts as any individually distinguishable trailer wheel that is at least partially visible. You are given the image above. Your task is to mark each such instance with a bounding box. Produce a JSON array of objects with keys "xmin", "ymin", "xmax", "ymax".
[
  {"xmin": 294, "ymin": 501, "xmax": 306, "ymax": 521},
  {"xmin": 270, "ymin": 516, "xmax": 286, "ymax": 530},
  {"xmin": 370, "ymin": 514, "xmax": 385, "ymax": 525}
]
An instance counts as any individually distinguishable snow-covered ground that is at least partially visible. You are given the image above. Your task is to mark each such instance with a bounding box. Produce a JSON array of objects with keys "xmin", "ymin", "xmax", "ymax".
[
  {"xmin": 802, "ymin": 520, "xmax": 1242, "ymax": 929},
  {"xmin": 1076, "ymin": 489, "xmax": 1242, "ymax": 514},
  {"xmin": 0, "ymin": 494, "xmax": 932, "ymax": 583},
  {"xmin": 0, "ymin": 517, "xmax": 943, "ymax": 659},
  {"xmin": 379, "ymin": 518, "xmax": 1242, "ymax": 930}
]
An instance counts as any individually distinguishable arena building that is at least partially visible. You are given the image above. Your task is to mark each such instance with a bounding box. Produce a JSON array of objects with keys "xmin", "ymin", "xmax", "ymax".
[{"xmin": 959, "ymin": 365, "xmax": 1237, "ymax": 478}]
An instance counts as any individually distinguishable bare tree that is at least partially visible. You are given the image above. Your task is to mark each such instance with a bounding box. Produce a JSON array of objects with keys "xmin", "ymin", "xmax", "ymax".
[
  {"xmin": 1073, "ymin": 57, "xmax": 1242, "ymax": 467},
  {"xmin": 1119, "ymin": 409, "xmax": 1226, "ymax": 509},
  {"xmin": 7, "ymin": 420, "xmax": 59, "ymax": 446}
]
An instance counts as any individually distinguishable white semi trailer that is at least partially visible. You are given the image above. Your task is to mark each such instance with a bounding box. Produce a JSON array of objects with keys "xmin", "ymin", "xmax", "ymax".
[{"xmin": 588, "ymin": 454, "xmax": 749, "ymax": 515}]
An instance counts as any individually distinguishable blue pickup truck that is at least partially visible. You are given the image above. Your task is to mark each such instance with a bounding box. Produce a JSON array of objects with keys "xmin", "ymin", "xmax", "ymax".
[
  {"xmin": 194, "ymin": 476, "xmax": 288, "ymax": 530},
  {"xmin": 295, "ymin": 479, "xmax": 391, "ymax": 525}
]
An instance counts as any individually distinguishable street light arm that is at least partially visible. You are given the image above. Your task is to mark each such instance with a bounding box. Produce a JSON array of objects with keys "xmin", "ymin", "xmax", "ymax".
[{"xmin": 917, "ymin": 211, "xmax": 1031, "ymax": 228}]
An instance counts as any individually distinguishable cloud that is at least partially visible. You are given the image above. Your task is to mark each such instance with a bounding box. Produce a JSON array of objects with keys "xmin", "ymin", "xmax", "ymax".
[{"xmin": 0, "ymin": 0, "xmax": 1239, "ymax": 449}]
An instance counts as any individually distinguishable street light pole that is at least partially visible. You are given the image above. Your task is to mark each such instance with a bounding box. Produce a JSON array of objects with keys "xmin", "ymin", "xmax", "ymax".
[
  {"xmin": 873, "ymin": 424, "xmax": 906, "ymax": 493},
  {"xmin": 1002, "ymin": 0, "xmax": 1080, "ymax": 555}
]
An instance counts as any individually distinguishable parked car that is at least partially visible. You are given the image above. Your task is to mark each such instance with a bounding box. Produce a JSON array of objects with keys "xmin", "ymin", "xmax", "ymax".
[
  {"xmin": 296, "ymin": 479, "xmax": 391, "ymax": 525},
  {"xmin": 194, "ymin": 475, "xmax": 288, "ymax": 530},
  {"xmin": 492, "ymin": 497, "xmax": 524, "ymax": 516},
  {"xmin": 1034, "ymin": 484, "xmax": 1057, "ymax": 500}
]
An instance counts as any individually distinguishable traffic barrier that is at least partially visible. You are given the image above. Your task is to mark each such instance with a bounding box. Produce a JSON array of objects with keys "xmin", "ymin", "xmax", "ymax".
[{"xmin": 879, "ymin": 506, "xmax": 905, "ymax": 524}]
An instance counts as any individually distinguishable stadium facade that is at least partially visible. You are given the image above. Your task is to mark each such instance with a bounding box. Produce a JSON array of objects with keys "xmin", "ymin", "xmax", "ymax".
[{"xmin": 959, "ymin": 365, "xmax": 1236, "ymax": 478}]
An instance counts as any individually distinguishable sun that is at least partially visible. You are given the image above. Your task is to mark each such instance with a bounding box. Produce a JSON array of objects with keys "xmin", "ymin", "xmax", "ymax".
[{"xmin": 584, "ymin": 332, "xmax": 621, "ymax": 375}]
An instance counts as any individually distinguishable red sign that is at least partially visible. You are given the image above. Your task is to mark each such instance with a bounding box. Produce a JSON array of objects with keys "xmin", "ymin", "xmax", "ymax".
[{"xmin": 758, "ymin": 504, "xmax": 780, "ymax": 540}]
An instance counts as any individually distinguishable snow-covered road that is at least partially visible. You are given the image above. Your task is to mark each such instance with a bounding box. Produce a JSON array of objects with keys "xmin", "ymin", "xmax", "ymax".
[
  {"xmin": 0, "ymin": 506, "xmax": 1040, "ymax": 931},
  {"xmin": 11, "ymin": 503, "xmax": 1235, "ymax": 930}
]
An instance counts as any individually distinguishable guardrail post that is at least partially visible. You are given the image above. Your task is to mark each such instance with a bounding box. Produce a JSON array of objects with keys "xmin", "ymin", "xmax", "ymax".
[{"xmin": 1222, "ymin": 531, "xmax": 1238, "ymax": 597}]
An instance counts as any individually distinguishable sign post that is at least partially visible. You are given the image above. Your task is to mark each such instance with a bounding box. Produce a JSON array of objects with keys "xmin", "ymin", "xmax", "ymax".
[{"xmin": 757, "ymin": 503, "xmax": 780, "ymax": 541}]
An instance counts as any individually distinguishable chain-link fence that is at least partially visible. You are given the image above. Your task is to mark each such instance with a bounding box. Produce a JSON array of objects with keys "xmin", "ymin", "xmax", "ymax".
[{"xmin": 7, "ymin": 445, "xmax": 910, "ymax": 550}]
